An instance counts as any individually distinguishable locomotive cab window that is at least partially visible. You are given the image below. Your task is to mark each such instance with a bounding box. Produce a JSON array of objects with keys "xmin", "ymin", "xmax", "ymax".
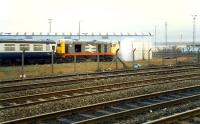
[
  {"xmin": 57, "ymin": 43, "xmax": 61, "ymax": 47},
  {"xmin": 4, "ymin": 44, "xmax": 15, "ymax": 51},
  {"xmin": 75, "ymin": 44, "xmax": 81, "ymax": 53},
  {"xmin": 52, "ymin": 46, "xmax": 55, "ymax": 51}
]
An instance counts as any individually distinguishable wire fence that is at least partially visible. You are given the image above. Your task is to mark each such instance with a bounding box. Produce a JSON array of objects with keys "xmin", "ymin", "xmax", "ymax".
[{"xmin": 0, "ymin": 48, "xmax": 199, "ymax": 81}]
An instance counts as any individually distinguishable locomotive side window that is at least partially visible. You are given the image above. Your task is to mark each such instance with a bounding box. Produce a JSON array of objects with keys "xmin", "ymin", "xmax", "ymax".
[
  {"xmin": 65, "ymin": 44, "xmax": 69, "ymax": 53},
  {"xmin": 75, "ymin": 44, "xmax": 81, "ymax": 52},
  {"xmin": 4, "ymin": 44, "xmax": 15, "ymax": 51},
  {"xmin": 34, "ymin": 44, "xmax": 43, "ymax": 51},
  {"xmin": 104, "ymin": 44, "xmax": 107, "ymax": 52},
  {"xmin": 20, "ymin": 44, "xmax": 30, "ymax": 51},
  {"xmin": 98, "ymin": 44, "xmax": 101, "ymax": 53}
]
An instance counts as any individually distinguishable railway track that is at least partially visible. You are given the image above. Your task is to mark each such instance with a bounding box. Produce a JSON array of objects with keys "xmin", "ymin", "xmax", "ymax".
[
  {"xmin": 145, "ymin": 107, "xmax": 200, "ymax": 124},
  {"xmin": 0, "ymin": 66, "xmax": 199, "ymax": 93},
  {"xmin": 0, "ymin": 72, "xmax": 199, "ymax": 110},
  {"xmin": 2, "ymin": 85, "xmax": 200, "ymax": 124},
  {"xmin": 0, "ymin": 64, "xmax": 192, "ymax": 84}
]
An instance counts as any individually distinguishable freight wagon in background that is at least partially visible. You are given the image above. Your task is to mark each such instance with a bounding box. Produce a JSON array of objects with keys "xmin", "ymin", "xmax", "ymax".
[{"xmin": 56, "ymin": 39, "xmax": 119, "ymax": 62}]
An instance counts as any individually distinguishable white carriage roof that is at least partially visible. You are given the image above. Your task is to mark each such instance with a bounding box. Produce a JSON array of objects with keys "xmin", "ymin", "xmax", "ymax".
[
  {"xmin": 0, "ymin": 40, "xmax": 56, "ymax": 44},
  {"xmin": 0, "ymin": 32, "xmax": 152, "ymax": 36}
]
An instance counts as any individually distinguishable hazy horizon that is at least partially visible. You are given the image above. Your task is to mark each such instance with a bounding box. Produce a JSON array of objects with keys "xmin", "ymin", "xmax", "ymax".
[{"xmin": 0, "ymin": 0, "xmax": 200, "ymax": 42}]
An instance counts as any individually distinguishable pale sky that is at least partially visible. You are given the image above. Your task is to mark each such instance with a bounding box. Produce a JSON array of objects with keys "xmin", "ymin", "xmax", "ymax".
[{"xmin": 0, "ymin": 0, "xmax": 200, "ymax": 42}]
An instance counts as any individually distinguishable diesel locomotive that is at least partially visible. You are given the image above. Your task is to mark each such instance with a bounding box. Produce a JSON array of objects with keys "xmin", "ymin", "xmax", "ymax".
[{"xmin": 0, "ymin": 39, "xmax": 119, "ymax": 65}]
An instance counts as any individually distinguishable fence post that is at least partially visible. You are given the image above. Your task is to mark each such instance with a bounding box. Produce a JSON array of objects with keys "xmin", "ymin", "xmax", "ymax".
[
  {"xmin": 175, "ymin": 48, "xmax": 178, "ymax": 65},
  {"xmin": 74, "ymin": 55, "xmax": 76, "ymax": 73},
  {"xmin": 21, "ymin": 50, "xmax": 25, "ymax": 80},
  {"xmin": 148, "ymin": 48, "xmax": 152, "ymax": 66},
  {"xmin": 115, "ymin": 49, "xmax": 120, "ymax": 70},
  {"xmin": 97, "ymin": 54, "xmax": 100, "ymax": 71},
  {"xmin": 198, "ymin": 48, "xmax": 200, "ymax": 64},
  {"xmin": 51, "ymin": 50, "xmax": 54, "ymax": 74},
  {"xmin": 132, "ymin": 48, "xmax": 136, "ymax": 68},
  {"xmin": 162, "ymin": 48, "xmax": 164, "ymax": 65}
]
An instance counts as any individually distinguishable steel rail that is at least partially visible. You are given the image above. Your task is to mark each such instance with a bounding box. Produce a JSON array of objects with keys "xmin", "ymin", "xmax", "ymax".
[
  {"xmin": 0, "ymin": 64, "xmax": 192, "ymax": 84},
  {"xmin": 144, "ymin": 107, "xmax": 200, "ymax": 124},
  {"xmin": 1, "ymin": 73, "xmax": 199, "ymax": 110},
  {"xmin": 1, "ymin": 85, "xmax": 200, "ymax": 124},
  {"xmin": 0, "ymin": 66, "xmax": 198, "ymax": 93},
  {"xmin": 75, "ymin": 92, "xmax": 200, "ymax": 124}
]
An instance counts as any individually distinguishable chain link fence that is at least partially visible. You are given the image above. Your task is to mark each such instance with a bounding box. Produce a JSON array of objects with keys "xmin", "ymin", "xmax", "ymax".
[{"xmin": 0, "ymin": 47, "xmax": 199, "ymax": 81}]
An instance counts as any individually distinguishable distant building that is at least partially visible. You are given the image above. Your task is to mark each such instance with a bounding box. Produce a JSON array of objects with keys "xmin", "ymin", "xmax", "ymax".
[{"xmin": 0, "ymin": 32, "xmax": 152, "ymax": 41}]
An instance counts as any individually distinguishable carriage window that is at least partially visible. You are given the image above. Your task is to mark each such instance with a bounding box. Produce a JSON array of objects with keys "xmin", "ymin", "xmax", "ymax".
[
  {"xmin": 20, "ymin": 44, "xmax": 30, "ymax": 51},
  {"xmin": 4, "ymin": 44, "xmax": 15, "ymax": 51},
  {"xmin": 46, "ymin": 44, "xmax": 50, "ymax": 51},
  {"xmin": 34, "ymin": 44, "xmax": 43, "ymax": 51},
  {"xmin": 98, "ymin": 44, "xmax": 101, "ymax": 53}
]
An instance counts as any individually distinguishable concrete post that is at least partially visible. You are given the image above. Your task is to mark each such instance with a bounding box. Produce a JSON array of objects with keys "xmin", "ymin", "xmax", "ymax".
[
  {"xmin": 51, "ymin": 50, "xmax": 54, "ymax": 74},
  {"xmin": 198, "ymin": 48, "xmax": 200, "ymax": 64},
  {"xmin": 148, "ymin": 48, "xmax": 152, "ymax": 66},
  {"xmin": 132, "ymin": 48, "xmax": 136, "ymax": 68},
  {"xmin": 74, "ymin": 55, "xmax": 76, "ymax": 73},
  {"xmin": 115, "ymin": 49, "xmax": 120, "ymax": 70},
  {"xmin": 97, "ymin": 55, "xmax": 100, "ymax": 71},
  {"xmin": 21, "ymin": 50, "xmax": 25, "ymax": 80}
]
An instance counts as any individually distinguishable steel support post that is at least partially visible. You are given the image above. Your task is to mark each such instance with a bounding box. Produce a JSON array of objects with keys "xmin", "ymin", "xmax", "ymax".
[
  {"xmin": 51, "ymin": 50, "xmax": 54, "ymax": 74},
  {"xmin": 74, "ymin": 55, "xmax": 77, "ymax": 73},
  {"xmin": 21, "ymin": 50, "xmax": 25, "ymax": 80},
  {"xmin": 97, "ymin": 55, "xmax": 100, "ymax": 71},
  {"xmin": 148, "ymin": 48, "xmax": 152, "ymax": 66},
  {"xmin": 132, "ymin": 48, "xmax": 136, "ymax": 68}
]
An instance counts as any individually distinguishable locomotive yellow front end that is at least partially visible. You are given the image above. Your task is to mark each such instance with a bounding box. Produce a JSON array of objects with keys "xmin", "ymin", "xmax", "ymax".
[{"xmin": 56, "ymin": 40, "xmax": 66, "ymax": 56}]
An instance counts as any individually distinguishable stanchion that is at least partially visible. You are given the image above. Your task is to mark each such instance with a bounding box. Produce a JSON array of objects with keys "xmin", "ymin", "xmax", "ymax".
[
  {"xmin": 148, "ymin": 48, "xmax": 152, "ymax": 66},
  {"xmin": 74, "ymin": 55, "xmax": 76, "ymax": 73},
  {"xmin": 132, "ymin": 48, "xmax": 136, "ymax": 68},
  {"xmin": 51, "ymin": 50, "xmax": 54, "ymax": 74},
  {"xmin": 97, "ymin": 54, "xmax": 100, "ymax": 71},
  {"xmin": 198, "ymin": 48, "xmax": 200, "ymax": 64},
  {"xmin": 115, "ymin": 49, "xmax": 120, "ymax": 70},
  {"xmin": 21, "ymin": 50, "xmax": 25, "ymax": 80},
  {"xmin": 175, "ymin": 48, "xmax": 178, "ymax": 65}
]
